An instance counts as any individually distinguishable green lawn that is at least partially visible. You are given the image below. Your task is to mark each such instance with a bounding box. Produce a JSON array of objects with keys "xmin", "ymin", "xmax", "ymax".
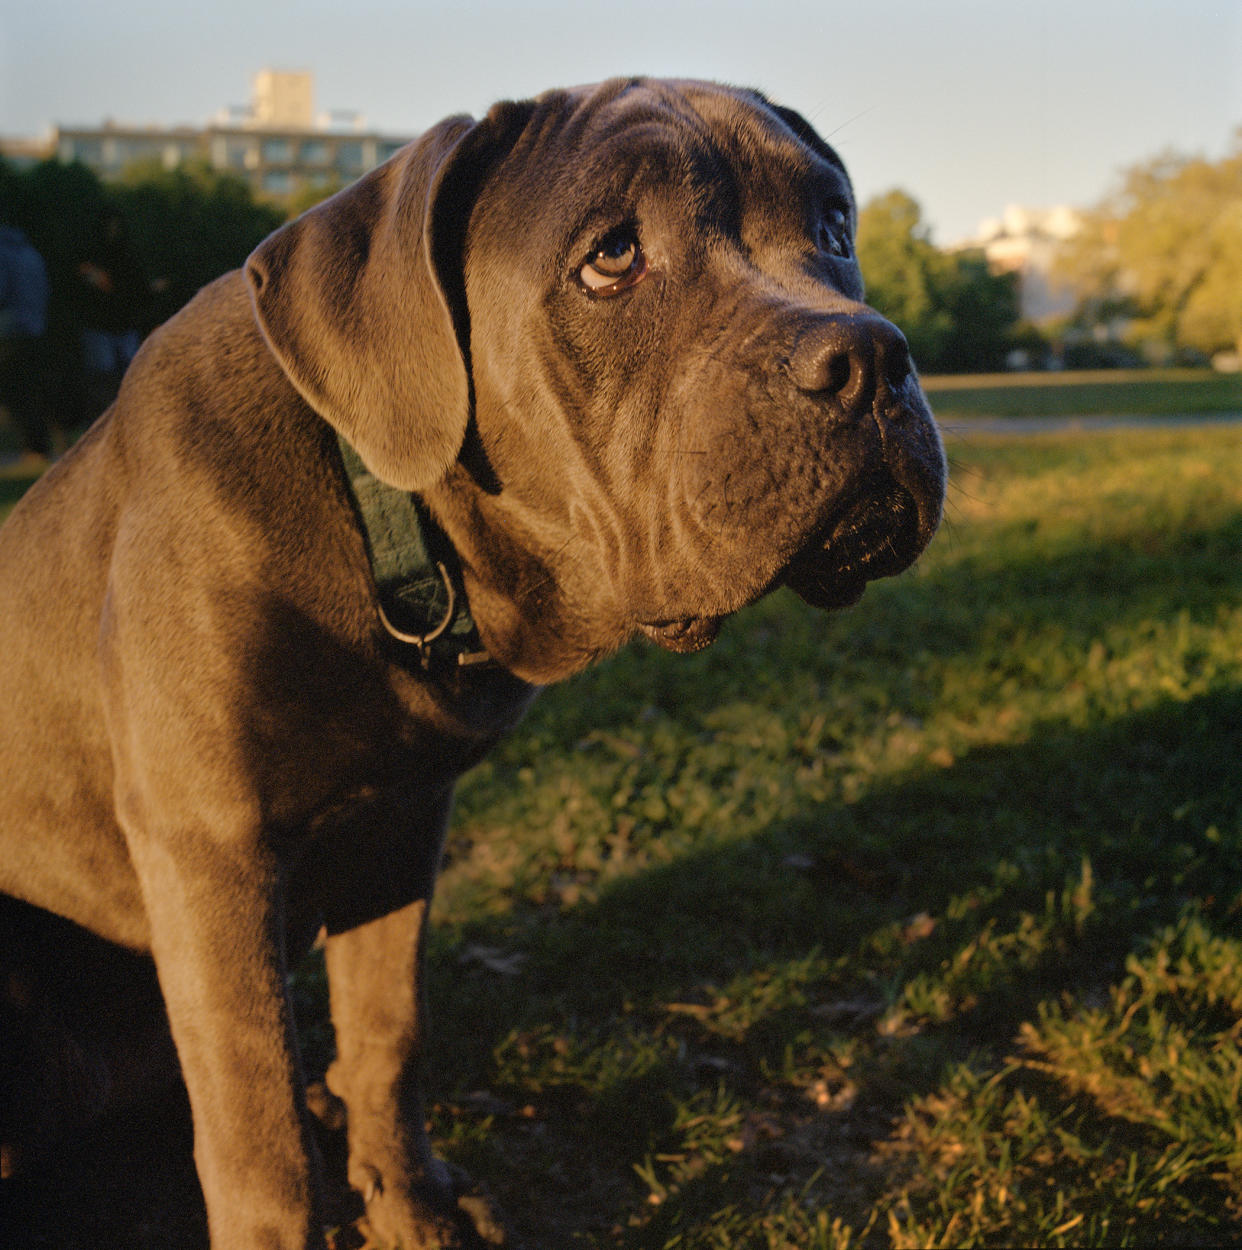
[
  {"xmin": 3, "ymin": 417, "xmax": 1239, "ymax": 1247},
  {"xmin": 922, "ymin": 368, "xmax": 1242, "ymax": 420},
  {"xmin": 417, "ymin": 424, "xmax": 1241, "ymax": 1247}
]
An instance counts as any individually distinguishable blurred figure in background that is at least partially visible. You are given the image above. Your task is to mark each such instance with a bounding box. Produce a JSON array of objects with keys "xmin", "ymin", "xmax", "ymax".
[
  {"xmin": 75, "ymin": 209, "xmax": 150, "ymax": 415},
  {"xmin": 0, "ymin": 222, "xmax": 52, "ymax": 464}
]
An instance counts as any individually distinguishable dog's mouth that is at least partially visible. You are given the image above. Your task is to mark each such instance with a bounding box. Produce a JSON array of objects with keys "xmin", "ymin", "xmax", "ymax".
[
  {"xmin": 637, "ymin": 615, "xmax": 723, "ymax": 653},
  {"xmin": 783, "ymin": 478, "xmax": 926, "ymax": 610},
  {"xmin": 637, "ymin": 483, "xmax": 925, "ymax": 652},
  {"xmin": 636, "ymin": 458, "xmax": 938, "ymax": 654}
]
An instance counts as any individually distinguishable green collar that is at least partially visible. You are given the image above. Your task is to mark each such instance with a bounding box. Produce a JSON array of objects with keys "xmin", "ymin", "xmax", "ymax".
[{"xmin": 335, "ymin": 435, "xmax": 491, "ymax": 669}]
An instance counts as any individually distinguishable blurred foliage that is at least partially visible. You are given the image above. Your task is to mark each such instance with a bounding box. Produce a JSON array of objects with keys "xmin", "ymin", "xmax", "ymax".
[
  {"xmin": 0, "ymin": 155, "xmax": 284, "ymax": 336},
  {"xmin": 856, "ymin": 190, "xmax": 1020, "ymax": 374},
  {"xmin": 109, "ymin": 158, "xmax": 285, "ymax": 327},
  {"xmin": 1056, "ymin": 130, "xmax": 1242, "ymax": 363},
  {"xmin": 0, "ymin": 157, "xmax": 110, "ymax": 344},
  {"xmin": 284, "ymin": 178, "xmax": 345, "ymax": 219},
  {"xmin": 0, "ymin": 154, "xmax": 286, "ymax": 428}
]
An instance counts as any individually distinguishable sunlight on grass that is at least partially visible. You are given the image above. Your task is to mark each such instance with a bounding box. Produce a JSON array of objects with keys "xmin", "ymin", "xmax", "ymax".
[
  {"xmin": 5, "ymin": 415, "xmax": 1236, "ymax": 1245},
  {"xmin": 922, "ymin": 368, "xmax": 1242, "ymax": 419},
  {"xmin": 425, "ymin": 425, "xmax": 1242, "ymax": 1247},
  {"xmin": 882, "ymin": 911, "xmax": 1242, "ymax": 1248}
]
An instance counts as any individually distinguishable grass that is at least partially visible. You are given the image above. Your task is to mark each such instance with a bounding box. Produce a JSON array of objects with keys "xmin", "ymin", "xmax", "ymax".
[
  {"xmin": 3, "ymin": 408, "xmax": 1239, "ymax": 1247},
  {"xmin": 921, "ymin": 368, "xmax": 1242, "ymax": 420},
  {"xmin": 415, "ymin": 423, "xmax": 1242, "ymax": 1247}
]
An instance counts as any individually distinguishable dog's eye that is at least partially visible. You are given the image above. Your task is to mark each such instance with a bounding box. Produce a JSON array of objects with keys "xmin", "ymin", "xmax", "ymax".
[
  {"xmin": 579, "ymin": 228, "xmax": 647, "ymax": 295},
  {"xmin": 818, "ymin": 205, "xmax": 852, "ymax": 259}
]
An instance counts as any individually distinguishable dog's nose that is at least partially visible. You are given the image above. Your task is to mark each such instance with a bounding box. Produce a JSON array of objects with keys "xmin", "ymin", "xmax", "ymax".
[{"xmin": 789, "ymin": 314, "xmax": 914, "ymax": 408}]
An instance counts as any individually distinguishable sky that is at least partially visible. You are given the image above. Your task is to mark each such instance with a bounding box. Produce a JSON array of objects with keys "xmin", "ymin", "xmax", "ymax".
[{"xmin": 1, "ymin": 0, "xmax": 1239, "ymax": 243}]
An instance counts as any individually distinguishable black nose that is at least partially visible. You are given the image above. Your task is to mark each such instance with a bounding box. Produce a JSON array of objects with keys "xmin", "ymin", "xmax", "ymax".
[{"xmin": 788, "ymin": 314, "xmax": 914, "ymax": 409}]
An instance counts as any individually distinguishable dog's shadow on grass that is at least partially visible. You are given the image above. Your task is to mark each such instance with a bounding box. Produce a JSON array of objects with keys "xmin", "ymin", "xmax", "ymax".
[{"xmin": 419, "ymin": 684, "xmax": 1240, "ymax": 1246}]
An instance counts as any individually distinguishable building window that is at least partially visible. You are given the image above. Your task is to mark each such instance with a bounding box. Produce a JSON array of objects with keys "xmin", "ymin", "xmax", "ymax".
[
  {"xmin": 105, "ymin": 138, "xmax": 161, "ymax": 173},
  {"xmin": 218, "ymin": 137, "xmax": 258, "ymax": 171},
  {"xmin": 300, "ymin": 139, "xmax": 329, "ymax": 165},
  {"xmin": 262, "ymin": 137, "xmax": 294, "ymax": 165},
  {"xmin": 335, "ymin": 142, "xmax": 364, "ymax": 175},
  {"xmin": 262, "ymin": 169, "xmax": 294, "ymax": 196},
  {"xmin": 62, "ymin": 137, "xmax": 103, "ymax": 166}
]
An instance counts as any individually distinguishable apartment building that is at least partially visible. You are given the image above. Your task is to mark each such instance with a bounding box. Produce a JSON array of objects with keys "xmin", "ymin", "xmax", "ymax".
[
  {"xmin": 961, "ymin": 203, "xmax": 1083, "ymax": 323},
  {"xmin": 3, "ymin": 70, "xmax": 412, "ymax": 201}
]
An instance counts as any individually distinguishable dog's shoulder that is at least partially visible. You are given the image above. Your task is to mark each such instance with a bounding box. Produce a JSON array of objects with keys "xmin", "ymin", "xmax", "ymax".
[{"xmin": 124, "ymin": 271, "xmax": 285, "ymax": 408}]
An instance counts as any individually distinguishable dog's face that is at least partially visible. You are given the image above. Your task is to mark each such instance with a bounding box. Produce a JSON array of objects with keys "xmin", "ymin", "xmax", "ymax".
[
  {"xmin": 248, "ymin": 78, "xmax": 946, "ymax": 684},
  {"xmin": 454, "ymin": 80, "xmax": 945, "ymax": 673}
]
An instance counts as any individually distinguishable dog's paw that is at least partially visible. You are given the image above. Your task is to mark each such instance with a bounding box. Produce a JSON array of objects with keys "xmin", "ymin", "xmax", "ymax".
[{"xmin": 352, "ymin": 1158, "xmax": 508, "ymax": 1249}]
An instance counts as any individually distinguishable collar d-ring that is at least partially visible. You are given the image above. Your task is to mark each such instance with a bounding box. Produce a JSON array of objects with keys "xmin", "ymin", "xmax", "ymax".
[
  {"xmin": 334, "ymin": 434, "xmax": 493, "ymax": 669},
  {"xmin": 375, "ymin": 560, "xmax": 456, "ymax": 650}
]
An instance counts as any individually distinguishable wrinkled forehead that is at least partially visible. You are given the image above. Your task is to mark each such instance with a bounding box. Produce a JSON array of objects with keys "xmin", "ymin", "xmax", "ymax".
[
  {"xmin": 482, "ymin": 79, "xmax": 854, "ymax": 244},
  {"xmin": 565, "ymin": 78, "xmax": 850, "ymax": 191}
]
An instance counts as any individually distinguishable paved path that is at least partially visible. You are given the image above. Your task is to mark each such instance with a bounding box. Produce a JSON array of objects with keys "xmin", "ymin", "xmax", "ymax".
[{"xmin": 939, "ymin": 411, "xmax": 1242, "ymax": 437}]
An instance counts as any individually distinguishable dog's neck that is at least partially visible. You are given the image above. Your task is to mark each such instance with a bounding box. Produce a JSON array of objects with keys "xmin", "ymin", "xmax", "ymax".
[{"xmin": 334, "ymin": 434, "xmax": 492, "ymax": 670}]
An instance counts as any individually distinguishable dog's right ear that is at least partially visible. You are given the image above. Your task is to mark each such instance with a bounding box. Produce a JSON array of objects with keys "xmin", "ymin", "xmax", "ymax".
[
  {"xmin": 764, "ymin": 98, "xmax": 852, "ymax": 185},
  {"xmin": 246, "ymin": 101, "xmax": 533, "ymax": 492}
]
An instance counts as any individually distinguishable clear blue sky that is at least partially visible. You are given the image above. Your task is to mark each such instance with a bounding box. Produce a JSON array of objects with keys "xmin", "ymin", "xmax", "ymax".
[{"xmin": 2, "ymin": 0, "xmax": 1239, "ymax": 243}]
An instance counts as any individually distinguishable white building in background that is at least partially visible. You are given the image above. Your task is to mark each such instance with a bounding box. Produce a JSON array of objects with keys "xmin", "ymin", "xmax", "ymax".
[
  {"xmin": 0, "ymin": 70, "xmax": 412, "ymax": 203},
  {"xmin": 957, "ymin": 204, "xmax": 1084, "ymax": 323},
  {"xmin": 250, "ymin": 69, "xmax": 316, "ymax": 130}
]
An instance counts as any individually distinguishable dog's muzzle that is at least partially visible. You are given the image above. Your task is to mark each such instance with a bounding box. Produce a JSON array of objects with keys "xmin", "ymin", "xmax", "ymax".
[
  {"xmin": 782, "ymin": 472, "xmax": 929, "ymax": 608},
  {"xmin": 782, "ymin": 312, "xmax": 944, "ymax": 609},
  {"xmin": 638, "ymin": 311, "xmax": 944, "ymax": 652}
]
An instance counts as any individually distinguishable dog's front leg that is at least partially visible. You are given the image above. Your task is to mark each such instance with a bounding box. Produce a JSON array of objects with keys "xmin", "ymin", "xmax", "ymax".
[
  {"xmin": 324, "ymin": 887, "xmax": 506, "ymax": 1246},
  {"xmin": 127, "ymin": 831, "xmax": 325, "ymax": 1249},
  {"xmin": 325, "ymin": 900, "xmax": 454, "ymax": 1245}
]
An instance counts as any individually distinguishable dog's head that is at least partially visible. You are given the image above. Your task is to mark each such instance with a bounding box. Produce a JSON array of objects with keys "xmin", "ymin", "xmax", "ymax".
[{"xmin": 247, "ymin": 78, "xmax": 946, "ymax": 683}]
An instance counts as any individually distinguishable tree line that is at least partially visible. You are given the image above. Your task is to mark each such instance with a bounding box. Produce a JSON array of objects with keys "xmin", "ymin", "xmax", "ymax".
[
  {"xmin": 1, "ymin": 157, "xmax": 288, "ymax": 433},
  {"xmin": 854, "ymin": 190, "xmax": 1020, "ymax": 374},
  {"xmin": 1055, "ymin": 130, "xmax": 1242, "ymax": 367},
  {"xmin": 4, "ymin": 130, "xmax": 1238, "ymax": 411},
  {"xmin": 857, "ymin": 130, "xmax": 1242, "ymax": 374},
  {"xmin": 0, "ymin": 156, "xmax": 301, "ymax": 334}
]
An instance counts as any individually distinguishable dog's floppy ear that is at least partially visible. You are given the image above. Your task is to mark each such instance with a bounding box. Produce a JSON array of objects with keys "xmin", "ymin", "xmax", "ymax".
[
  {"xmin": 246, "ymin": 102, "xmax": 532, "ymax": 491},
  {"xmin": 764, "ymin": 98, "xmax": 852, "ymax": 183}
]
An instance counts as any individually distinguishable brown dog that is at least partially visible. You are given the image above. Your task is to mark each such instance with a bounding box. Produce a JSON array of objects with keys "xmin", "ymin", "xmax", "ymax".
[{"xmin": 0, "ymin": 79, "xmax": 945, "ymax": 1247}]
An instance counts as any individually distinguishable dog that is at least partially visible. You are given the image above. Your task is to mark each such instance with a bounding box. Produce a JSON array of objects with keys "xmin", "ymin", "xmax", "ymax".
[{"xmin": 0, "ymin": 78, "xmax": 945, "ymax": 1248}]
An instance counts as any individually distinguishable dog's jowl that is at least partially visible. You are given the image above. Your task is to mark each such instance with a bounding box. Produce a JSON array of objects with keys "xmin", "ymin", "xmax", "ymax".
[{"xmin": 0, "ymin": 79, "xmax": 945, "ymax": 1248}]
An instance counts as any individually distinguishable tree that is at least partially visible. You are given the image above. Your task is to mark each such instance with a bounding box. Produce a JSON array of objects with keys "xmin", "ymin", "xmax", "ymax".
[
  {"xmin": 111, "ymin": 159, "xmax": 285, "ymax": 327},
  {"xmin": 856, "ymin": 190, "xmax": 954, "ymax": 368},
  {"xmin": 1057, "ymin": 131, "xmax": 1242, "ymax": 361},
  {"xmin": 856, "ymin": 190, "xmax": 1019, "ymax": 373},
  {"xmin": 928, "ymin": 249, "xmax": 1020, "ymax": 373},
  {"xmin": 0, "ymin": 155, "xmax": 285, "ymax": 335},
  {"xmin": 0, "ymin": 157, "xmax": 111, "ymax": 336},
  {"xmin": 1, "ymin": 155, "xmax": 288, "ymax": 427}
]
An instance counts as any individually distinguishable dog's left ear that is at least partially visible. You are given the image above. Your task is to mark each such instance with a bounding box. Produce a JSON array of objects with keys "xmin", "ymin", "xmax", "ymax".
[{"xmin": 246, "ymin": 100, "xmax": 533, "ymax": 491}]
